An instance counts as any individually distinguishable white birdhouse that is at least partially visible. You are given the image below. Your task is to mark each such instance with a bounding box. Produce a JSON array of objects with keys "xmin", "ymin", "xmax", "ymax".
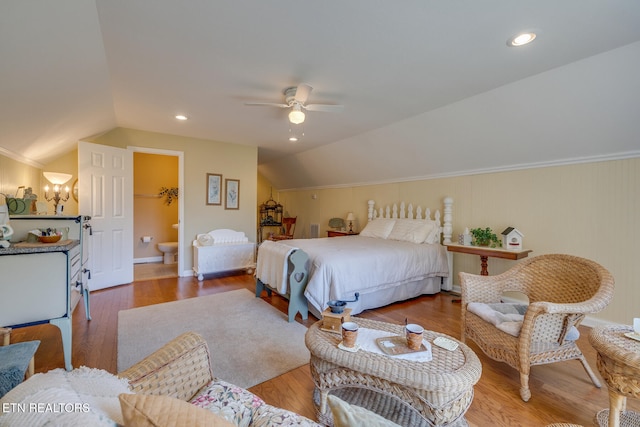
[{"xmin": 501, "ymin": 227, "xmax": 523, "ymax": 250}]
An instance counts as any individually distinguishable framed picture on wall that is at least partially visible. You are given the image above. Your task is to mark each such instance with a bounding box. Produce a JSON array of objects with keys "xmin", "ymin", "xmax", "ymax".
[
  {"xmin": 225, "ymin": 179, "xmax": 240, "ymax": 210},
  {"xmin": 206, "ymin": 173, "xmax": 222, "ymax": 205},
  {"xmin": 71, "ymin": 179, "xmax": 79, "ymax": 202}
]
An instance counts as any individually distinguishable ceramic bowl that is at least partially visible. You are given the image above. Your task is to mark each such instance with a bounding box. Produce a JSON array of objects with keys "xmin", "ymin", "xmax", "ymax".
[{"xmin": 39, "ymin": 235, "xmax": 62, "ymax": 243}]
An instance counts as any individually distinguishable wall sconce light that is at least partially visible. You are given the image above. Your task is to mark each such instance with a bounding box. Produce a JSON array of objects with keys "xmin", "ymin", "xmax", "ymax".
[
  {"xmin": 43, "ymin": 172, "xmax": 72, "ymax": 213},
  {"xmin": 346, "ymin": 212, "xmax": 355, "ymax": 233}
]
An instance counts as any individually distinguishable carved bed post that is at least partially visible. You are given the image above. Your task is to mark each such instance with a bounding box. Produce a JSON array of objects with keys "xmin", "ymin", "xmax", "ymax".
[
  {"xmin": 443, "ymin": 197, "xmax": 453, "ymax": 244},
  {"xmin": 367, "ymin": 200, "xmax": 375, "ymax": 222}
]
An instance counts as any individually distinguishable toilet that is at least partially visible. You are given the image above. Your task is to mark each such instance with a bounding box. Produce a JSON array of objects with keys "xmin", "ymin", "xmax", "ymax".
[
  {"xmin": 157, "ymin": 224, "xmax": 179, "ymax": 264},
  {"xmin": 157, "ymin": 242, "xmax": 178, "ymax": 264}
]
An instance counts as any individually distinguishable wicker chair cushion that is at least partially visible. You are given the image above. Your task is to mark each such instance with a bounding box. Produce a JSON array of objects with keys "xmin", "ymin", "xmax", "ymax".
[
  {"xmin": 119, "ymin": 393, "xmax": 235, "ymax": 427},
  {"xmin": 467, "ymin": 303, "xmax": 579, "ymax": 340},
  {"xmin": 190, "ymin": 379, "xmax": 321, "ymax": 427},
  {"xmin": 252, "ymin": 404, "xmax": 322, "ymax": 427},
  {"xmin": 190, "ymin": 379, "xmax": 261, "ymax": 427}
]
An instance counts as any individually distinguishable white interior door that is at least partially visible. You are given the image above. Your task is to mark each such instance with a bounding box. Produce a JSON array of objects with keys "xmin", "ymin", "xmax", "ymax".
[{"xmin": 78, "ymin": 141, "xmax": 133, "ymax": 290}]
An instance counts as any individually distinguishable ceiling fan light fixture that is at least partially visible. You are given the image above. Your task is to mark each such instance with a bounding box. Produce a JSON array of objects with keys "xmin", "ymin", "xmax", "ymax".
[
  {"xmin": 288, "ymin": 105, "xmax": 305, "ymax": 124},
  {"xmin": 288, "ymin": 123, "xmax": 304, "ymax": 142}
]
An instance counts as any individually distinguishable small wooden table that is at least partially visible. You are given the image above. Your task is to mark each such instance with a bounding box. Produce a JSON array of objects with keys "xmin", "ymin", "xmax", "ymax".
[{"xmin": 446, "ymin": 243, "xmax": 532, "ymax": 276}]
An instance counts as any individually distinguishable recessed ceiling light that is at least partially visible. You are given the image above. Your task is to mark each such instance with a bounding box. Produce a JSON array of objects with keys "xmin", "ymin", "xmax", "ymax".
[
  {"xmin": 289, "ymin": 136, "xmax": 298, "ymax": 142},
  {"xmin": 507, "ymin": 32, "xmax": 537, "ymax": 47},
  {"xmin": 175, "ymin": 114, "xmax": 188, "ymax": 120}
]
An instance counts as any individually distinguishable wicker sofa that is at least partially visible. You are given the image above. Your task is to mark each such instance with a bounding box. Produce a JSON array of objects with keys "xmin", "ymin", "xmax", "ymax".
[{"xmin": 0, "ymin": 331, "xmax": 321, "ymax": 426}]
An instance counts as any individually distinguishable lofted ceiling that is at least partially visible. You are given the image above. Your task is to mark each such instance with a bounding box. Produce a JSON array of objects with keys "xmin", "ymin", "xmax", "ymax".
[{"xmin": 1, "ymin": 1, "xmax": 640, "ymax": 189}]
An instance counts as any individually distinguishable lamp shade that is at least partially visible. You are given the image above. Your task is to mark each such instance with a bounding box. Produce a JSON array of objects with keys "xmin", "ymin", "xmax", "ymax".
[
  {"xmin": 43, "ymin": 172, "xmax": 72, "ymax": 185},
  {"xmin": 346, "ymin": 212, "xmax": 355, "ymax": 221}
]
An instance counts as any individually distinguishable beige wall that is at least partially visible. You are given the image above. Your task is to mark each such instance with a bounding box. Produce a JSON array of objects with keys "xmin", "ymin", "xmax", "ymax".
[
  {"xmin": 0, "ymin": 152, "xmax": 78, "ymax": 215},
  {"xmin": 88, "ymin": 127, "xmax": 258, "ymax": 273},
  {"xmin": 133, "ymin": 152, "xmax": 179, "ymax": 260},
  {"xmin": 274, "ymin": 157, "xmax": 640, "ymax": 325},
  {"xmin": 0, "ymin": 155, "xmax": 42, "ymax": 207}
]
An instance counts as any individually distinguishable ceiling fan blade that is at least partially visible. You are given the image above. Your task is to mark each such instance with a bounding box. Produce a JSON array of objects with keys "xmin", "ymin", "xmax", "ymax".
[
  {"xmin": 294, "ymin": 84, "xmax": 312, "ymax": 104},
  {"xmin": 244, "ymin": 102, "xmax": 289, "ymax": 108},
  {"xmin": 304, "ymin": 104, "xmax": 344, "ymax": 113}
]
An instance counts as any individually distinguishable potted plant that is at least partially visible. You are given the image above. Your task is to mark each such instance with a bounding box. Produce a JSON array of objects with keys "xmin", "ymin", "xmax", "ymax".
[{"xmin": 470, "ymin": 227, "xmax": 502, "ymax": 248}]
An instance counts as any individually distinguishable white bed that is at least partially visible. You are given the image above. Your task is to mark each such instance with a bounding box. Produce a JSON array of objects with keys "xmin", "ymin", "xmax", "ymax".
[{"xmin": 255, "ymin": 197, "xmax": 453, "ymax": 318}]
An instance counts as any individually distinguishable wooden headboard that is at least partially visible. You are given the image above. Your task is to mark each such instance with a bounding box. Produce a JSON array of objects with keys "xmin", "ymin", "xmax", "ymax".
[{"xmin": 366, "ymin": 197, "xmax": 453, "ymax": 244}]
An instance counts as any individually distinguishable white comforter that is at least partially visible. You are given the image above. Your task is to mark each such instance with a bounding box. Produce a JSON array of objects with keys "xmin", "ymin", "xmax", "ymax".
[
  {"xmin": 273, "ymin": 236, "xmax": 449, "ymax": 314},
  {"xmin": 255, "ymin": 240, "xmax": 298, "ymax": 294}
]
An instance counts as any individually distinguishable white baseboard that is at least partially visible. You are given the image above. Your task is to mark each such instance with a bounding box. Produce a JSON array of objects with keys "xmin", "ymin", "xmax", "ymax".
[
  {"xmin": 449, "ymin": 285, "xmax": 623, "ymax": 328},
  {"xmin": 134, "ymin": 256, "xmax": 163, "ymax": 264}
]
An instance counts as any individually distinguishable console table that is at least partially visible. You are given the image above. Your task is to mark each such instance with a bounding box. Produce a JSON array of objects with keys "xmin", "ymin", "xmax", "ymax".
[
  {"xmin": 446, "ymin": 243, "xmax": 532, "ymax": 276},
  {"xmin": 305, "ymin": 317, "xmax": 481, "ymax": 426}
]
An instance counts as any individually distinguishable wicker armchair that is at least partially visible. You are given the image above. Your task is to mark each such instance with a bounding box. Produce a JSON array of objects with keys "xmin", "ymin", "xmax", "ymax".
[{"xmin": 460, "ymin": 254, "xmax": 615, "ymax": 402}]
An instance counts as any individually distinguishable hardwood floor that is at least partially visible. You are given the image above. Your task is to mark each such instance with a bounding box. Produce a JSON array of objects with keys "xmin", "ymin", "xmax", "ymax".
[{"xmin": 8, "ymin": 272, "xmax": 637, "ymax": 426}]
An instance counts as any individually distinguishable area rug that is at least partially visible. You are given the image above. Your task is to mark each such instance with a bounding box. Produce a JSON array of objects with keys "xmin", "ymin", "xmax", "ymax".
[{"xmin": 117, "ymin": 289, "xmax": 310, "ymax": 389}]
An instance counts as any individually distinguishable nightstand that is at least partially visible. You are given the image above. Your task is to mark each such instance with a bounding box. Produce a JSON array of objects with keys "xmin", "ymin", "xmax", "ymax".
[{"xmin": 327, "ymin": 230, "xmax": 359, "ymax": 237}]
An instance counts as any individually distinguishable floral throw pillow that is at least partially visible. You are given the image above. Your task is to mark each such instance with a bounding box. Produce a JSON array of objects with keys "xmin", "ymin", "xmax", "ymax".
[
  {"xmin": 252, "ymin": 405, "xmax": 322, "ymax": 427},
  {"xmin": 190, "ymin": 379, "xmax": 264, "ymax": 427}
]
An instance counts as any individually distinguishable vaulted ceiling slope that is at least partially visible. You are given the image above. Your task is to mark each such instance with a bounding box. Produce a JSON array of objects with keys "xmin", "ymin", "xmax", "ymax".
[{"xmin": 1, "ymin": 1, "xmax": 640, "ymax": 190}]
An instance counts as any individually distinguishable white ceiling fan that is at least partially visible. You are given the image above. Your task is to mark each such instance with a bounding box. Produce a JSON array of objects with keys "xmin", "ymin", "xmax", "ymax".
[{"xmin": 245, "ymin": 83, "xmax": 344, "ymax": 124}]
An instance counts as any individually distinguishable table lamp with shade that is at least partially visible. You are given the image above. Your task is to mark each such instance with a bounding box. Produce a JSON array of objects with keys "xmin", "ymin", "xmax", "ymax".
[{"xmin": 346, "ymin": 212, "xmax": 355, "ymax": 233}]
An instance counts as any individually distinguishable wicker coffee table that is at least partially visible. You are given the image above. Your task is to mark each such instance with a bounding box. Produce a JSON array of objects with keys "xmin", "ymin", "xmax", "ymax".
[
  {"xmin": 589, "ymin": 325, "xmax": 640, "ymax": 427},
  {"xmin": 305, "ymin": 318, "xmax": 482, "ymax": 426}
]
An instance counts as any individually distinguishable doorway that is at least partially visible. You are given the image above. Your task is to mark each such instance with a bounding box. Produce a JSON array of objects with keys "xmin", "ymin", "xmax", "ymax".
[{"xmin": 131, "ymin": 147, "xmax": 184, "ymax": 280}]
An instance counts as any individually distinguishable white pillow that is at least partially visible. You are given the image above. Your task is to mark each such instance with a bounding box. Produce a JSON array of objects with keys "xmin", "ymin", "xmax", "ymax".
[
  {"xmin": 358, "ymin": 219, "xmax": 396, "ymax": 239},
  {"xmin": 197, "ymin": 234, "xmax": 214, "ymax": 246},
  {"xmin": 423, "ymin": 222, "xmax": 441, "ymax": 244},
  {"xmin": 387, "ymin": 219, "xmax": 437, "ymax": 244},
  {"xmin": 328, "ymin": 394, "xmax": 402, "ymax": 427}
]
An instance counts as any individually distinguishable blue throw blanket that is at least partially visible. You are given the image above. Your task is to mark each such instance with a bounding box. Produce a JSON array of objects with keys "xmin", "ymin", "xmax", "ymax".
[{"xmin": 0, "ymin": 340, "xmax": 40, "ymax": 398}]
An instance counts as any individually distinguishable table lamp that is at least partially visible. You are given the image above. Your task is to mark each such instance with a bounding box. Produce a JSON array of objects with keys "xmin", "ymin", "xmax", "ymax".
[{"xmin": 346, "ymin": 212, "xmax": 354, "ymax": 233}]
